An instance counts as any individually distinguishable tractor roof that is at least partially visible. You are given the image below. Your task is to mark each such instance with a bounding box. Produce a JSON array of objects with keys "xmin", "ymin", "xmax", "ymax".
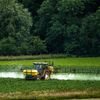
[{"xmin": 33, "ymin": 62, "xmax": 48, "ymax": 65}]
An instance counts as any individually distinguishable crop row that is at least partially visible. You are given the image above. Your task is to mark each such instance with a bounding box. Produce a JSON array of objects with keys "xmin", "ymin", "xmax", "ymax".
[
  {"xmin": 0, "ymin": 78, "xmax": 100, "ymax": 93},
  {"xmin": 0, "ymin": 57, "xmax": 100, "ymax": 67}
]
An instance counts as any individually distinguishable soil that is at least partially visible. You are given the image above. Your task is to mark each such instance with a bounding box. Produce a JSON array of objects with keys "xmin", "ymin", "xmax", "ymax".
[{"xmin": 0, "ymin": 90, "xmax": 100, "ymax": 99}]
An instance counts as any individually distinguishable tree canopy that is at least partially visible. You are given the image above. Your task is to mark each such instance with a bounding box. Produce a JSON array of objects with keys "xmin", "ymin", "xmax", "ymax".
[{"xmin": 0, "ymin": 0, "xmax": 100, "ymax": 56}]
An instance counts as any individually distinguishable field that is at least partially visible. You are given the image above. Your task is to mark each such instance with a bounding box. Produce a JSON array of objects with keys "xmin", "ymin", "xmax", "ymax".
[
  {"xmin": 0, "ymin": 79, "xmax": 100, "ymax": 99},
  {"xmin": 0, "ymin": 57, "xmax": 100, "ymax": 67},
  {"xmin": 0, "ymin": 56, "xmax": 100, "ymax": 99}
]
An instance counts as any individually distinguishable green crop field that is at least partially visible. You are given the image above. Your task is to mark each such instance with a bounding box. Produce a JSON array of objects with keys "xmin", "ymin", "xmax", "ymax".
[
  {"xmin": 0, "ymin": 57, "xmax": 100, "ymax": 67},
  {"xmin": 0, "ymin": 78, "xmax": 100, "ymax": 99},
  {"xmin": 0, "ymin": 56, "xmax": 100, "ymax": 99}
]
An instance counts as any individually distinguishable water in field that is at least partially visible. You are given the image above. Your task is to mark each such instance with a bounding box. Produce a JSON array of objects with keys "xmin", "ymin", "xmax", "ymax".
[{"xmin": 0, "ymin": 72, "xmax": 100, "ymax": 80}]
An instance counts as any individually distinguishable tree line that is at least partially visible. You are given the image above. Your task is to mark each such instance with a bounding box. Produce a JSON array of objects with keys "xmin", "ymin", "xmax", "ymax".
[{"xmin": 0, "ymin": 0, "xmax": 100, "ymax": 56}]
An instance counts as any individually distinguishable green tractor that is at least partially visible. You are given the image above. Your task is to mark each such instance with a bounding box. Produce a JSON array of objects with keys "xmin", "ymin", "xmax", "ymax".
[{"xmin": 22, "ymin": 62, "xmax": 54, "ymax": 80}]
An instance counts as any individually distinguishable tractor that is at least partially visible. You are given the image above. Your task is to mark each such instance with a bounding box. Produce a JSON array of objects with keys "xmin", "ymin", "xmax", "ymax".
[{"xmin": 22, "ymin": 62, "xmax": 54, "ymax": 80}]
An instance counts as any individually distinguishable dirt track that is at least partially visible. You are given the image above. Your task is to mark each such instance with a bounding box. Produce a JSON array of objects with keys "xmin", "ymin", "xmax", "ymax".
[{"xmin": 0, "ymin": 90, "xmax": 100, "ymax": 99}]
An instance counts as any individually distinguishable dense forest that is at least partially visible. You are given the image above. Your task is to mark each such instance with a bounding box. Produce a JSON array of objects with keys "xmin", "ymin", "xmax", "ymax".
[{"xmin": 0, "ymin": 0, "xmax": 100, "ymax": 56}]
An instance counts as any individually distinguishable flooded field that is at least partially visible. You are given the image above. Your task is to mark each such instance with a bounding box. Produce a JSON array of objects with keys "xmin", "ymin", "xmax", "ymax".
[{"xmin": 0, "ymin": 72, "xmax": 100, "ymax": 81}]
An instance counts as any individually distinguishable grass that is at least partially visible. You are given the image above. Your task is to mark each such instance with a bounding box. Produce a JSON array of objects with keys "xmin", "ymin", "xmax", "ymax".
[
  {"xmin": 0, "ymin": 57, "xmax": 100, "ymax": 67},
  {"xmin": 0, "ymin": 78, "xmax": 100, "ymax": 99},
  {"xmin": 0, "ymin": 79, "xmax": 100, "ymax": 92}
]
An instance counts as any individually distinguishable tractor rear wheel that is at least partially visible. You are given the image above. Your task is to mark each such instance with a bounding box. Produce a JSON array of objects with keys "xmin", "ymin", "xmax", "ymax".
[{"xmin": 25, "ymin": 75, "xmax": 37, "ymax": 80}]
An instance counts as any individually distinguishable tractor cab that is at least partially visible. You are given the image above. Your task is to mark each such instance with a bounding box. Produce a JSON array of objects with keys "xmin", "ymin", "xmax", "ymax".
[{"xmin": 34, "ymin": 62, "xmax": 48, "ymax": 73}]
